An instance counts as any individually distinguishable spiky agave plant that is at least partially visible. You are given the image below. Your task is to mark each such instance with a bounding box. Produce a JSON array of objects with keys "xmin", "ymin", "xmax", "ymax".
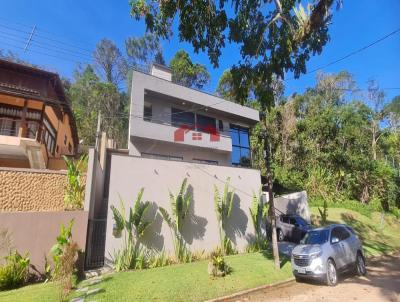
[
  {"xmin": 110, "ymin": 188, "xmax": 152, "ymax": 271},
  {"xmin": 214, "ymin": 177, "xmax": 236, "ymax": 255},
  {"xmin": 159, "ymin": 178, "xmax": 192, "ymax": 263}
]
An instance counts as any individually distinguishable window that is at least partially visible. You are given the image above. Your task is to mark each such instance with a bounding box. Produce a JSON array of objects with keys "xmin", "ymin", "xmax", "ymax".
[
  {"xmin": 303, "ymin": 230, "xmax": 329, "ymax": 245},
  {"xmin": 42, "ymin": 118, "xmax": 56, "ymax": 155},
  {"xmin": 218, "ymin": 120, "xmax": 224, "ymax": 131},
  {"xmin": 230, "ymin": 124, "xmax": 251, "ymax": 167},
  {"xmin": 64, "ymin": 135, "xmax": 67, "ymax": 145},
  {"xmin": 331, "ymin": 227, "xmax": 349, "ymax": 243},
  {"xmin": 171, "ymin": 107, "xmax": 195, "ymax": 128},
  {"xmin": 196, "ymin": 114, "xmax": 216, "ymax": 132},
  {"xmin": 144, "ymin": 103, "xmax": 152, "ymax": 122},
  {"xmin": 192, "ymin": 158, "xmax": 218, "ymax": 165},
  {"xmin": 142, "ymin": 152, "xmax": 183, "ymax": 161},
  {"xmin": 281, "ymin": 216, "xmax": 290, "ymax": 224},
  {"xmin": 68, "ymin": 143, "xmax": 72, "ymax": 153}
]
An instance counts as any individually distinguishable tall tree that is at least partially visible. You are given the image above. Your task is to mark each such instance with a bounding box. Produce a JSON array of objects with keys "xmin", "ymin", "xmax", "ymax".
[
  {"xmin": 93, "ymin": 39, "xmax": 127, "ymax": 85},
  {"xmin": 366, "ymin": 80, "xmax": 386, "ymax": 161},
  {"xmin": 130, "ymin": 0, "xmax": 342, "ymax": 269},
  {"xmin": 169, "ymin": 50, "xmax": 210, "ymax": 89},
  {"xmin": 67, "ymin": 65, "xmax": 128, "ymax": 148},
  {"xmin": 125, "ymin": 33, "xmax": 165, "ymax": 69}
]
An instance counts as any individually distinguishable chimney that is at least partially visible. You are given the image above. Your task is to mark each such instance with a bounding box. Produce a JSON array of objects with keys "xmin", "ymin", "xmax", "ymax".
[{"xmin": 151, "ymin": 63, "xmax": 172, "ymax": 81}]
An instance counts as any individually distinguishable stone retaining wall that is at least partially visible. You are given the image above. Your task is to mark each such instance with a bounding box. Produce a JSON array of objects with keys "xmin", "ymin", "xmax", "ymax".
[{"xmin": 0, "ymin": 167, "xmax": 67, "ymax": 211}]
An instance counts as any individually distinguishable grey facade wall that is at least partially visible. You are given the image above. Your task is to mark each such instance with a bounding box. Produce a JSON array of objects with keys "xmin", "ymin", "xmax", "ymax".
[
  {"xmin": 128, "ymin": 70, "xmax": 259, "ymax": 163},
  {"xmin": 264, "ymin": 191, "xmax": 310, "ymax": 222},
  {"xmin": 84, "ymin": 149, "xmax": 105, "ymax": 219},
  {"xmin": 0, "ymin": 210, "xmax": 88, "ymax": 274},
  {"xmin": 104, "ymin": 154, "xmax": 262, "ymax": 263}
]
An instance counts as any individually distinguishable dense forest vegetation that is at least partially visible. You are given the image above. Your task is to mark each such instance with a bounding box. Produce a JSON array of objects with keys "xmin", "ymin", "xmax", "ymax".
[{"xmin": 247, "ymin": 72, "xmax": 400, "ymax": 215}]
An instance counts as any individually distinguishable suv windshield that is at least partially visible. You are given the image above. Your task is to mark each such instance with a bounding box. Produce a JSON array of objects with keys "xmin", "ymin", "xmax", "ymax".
[{"xmin": 302, "ymin": 229, "xmax": 329, "ymax": 245}]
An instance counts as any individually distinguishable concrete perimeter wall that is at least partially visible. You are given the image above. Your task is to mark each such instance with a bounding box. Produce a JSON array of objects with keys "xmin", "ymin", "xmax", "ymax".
[
  {"xmin": 0, "ymin": 210, "xmax": 88, "ymax": 274},
  {"xmin": 104, "ymin": 154, "xmax": 262, "ymax": 263},
  {"xmin": 0, "ymin": 167, "xmax": 67, "ymax": 212}
]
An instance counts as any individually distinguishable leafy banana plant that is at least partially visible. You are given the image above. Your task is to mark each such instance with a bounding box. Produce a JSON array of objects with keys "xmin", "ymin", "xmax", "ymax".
[
  {"xmin": 110, "ymin": 188, "xmax": 151, "ymax": 270},
  {"xmin": 159, "ymin": 178, "xmax": 192, "ymax": 263},
  {"xmin": 248, "ymin": 188, "xmax": 269, "ymax": 252},
  {"xmin": 214, "ymin": 177, "xmax": 235, "ymax": 255},
  {"xmin": 63, "ymin": 154, "xmax": 87, "ymax": 209},
  {"xmin": 249, "ymin": 188, "xmax": 268, "ymax": 240}
]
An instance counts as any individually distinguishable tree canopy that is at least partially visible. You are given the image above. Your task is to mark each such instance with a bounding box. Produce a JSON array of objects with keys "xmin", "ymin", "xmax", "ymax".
[
  {"xmin": 169, "ymin": 50, "xmax": 210, "ymax": 89},
  {"xmin": 131, "ymin": 0, "xmax": 341, "ymax": 107}
]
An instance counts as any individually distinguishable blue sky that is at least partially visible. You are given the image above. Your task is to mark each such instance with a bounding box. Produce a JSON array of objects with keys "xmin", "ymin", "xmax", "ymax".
[{"xmin": 0, "ymin": 0, "xmax": 399, "ymax": 100}]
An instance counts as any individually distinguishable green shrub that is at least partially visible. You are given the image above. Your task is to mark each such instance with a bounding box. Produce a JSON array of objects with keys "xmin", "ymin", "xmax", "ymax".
[
  {"xmin": 51, "ymin": 220, "xmax": 75, "ymax": 279},
  {"xmin": 246, "ymin": 238, "xmax": 269, "ymax": 253},
  {"xmin": 207, "ymin": 247, "xmax": 232, "ymax": 277},
  {"xmin": 0, "ymin": 251, "xmax": 30, "ymax": 290}
]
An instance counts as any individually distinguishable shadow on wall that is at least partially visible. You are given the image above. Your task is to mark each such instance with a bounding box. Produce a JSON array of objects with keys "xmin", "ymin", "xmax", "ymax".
[
  {"xmin": 181, "ymin": 185, "xmax": 208, "ymax": 244},
  {"xmin": 225, "ymin": 193, "xmax": 248, "ymax": 245},
  {"xmin": 140, "ymin": 202, "xmax": 164, "ymax": 251}
]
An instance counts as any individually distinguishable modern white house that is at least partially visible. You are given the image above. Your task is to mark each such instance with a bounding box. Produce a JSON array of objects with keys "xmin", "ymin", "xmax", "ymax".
[{"xmin": 84, "ymin": 64, "xmax": 263, "ymax": 268}]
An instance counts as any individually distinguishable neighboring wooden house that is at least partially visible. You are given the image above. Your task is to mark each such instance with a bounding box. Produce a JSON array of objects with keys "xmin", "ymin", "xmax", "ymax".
[{"xmin": 0, "ymin": 59, "xmax": 78, "ymax": 169}]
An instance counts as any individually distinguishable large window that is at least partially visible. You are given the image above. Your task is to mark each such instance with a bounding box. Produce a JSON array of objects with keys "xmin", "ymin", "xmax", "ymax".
[
  {"xmin": 196, "ymin": 114, "xmax": 216, "ymax": 132},
  {"xmin": 171, "ymin": 107, "xmax": 195, "ymax": 128},
  {"xmin": 143, "ymin": 103, "xmax": 152, "ymax": 122},
  {"xmin": 230, "ymin": 124, "xmax": 251, "ymax": 167}
]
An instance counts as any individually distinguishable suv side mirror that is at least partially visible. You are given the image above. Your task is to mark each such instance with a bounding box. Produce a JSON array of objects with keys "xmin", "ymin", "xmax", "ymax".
[{"xmin": 331, "ymin": 237, "xmax": 339, "ymax": 244}]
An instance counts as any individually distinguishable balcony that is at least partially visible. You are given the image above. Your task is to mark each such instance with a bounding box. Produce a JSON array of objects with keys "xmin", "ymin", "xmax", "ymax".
[
  {"xmin": 0, "ymin": 117, "xmax": 56, "ymax": 168},
  {"xmin": 130, "ymin": 118, "xmax": 233, "ymax": 153}
]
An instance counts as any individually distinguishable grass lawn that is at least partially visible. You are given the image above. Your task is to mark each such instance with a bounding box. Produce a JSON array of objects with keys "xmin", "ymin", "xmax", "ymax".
[
  {"xmin": 0, "ymin": 252, "xmax": 292, "ymax": 302},
  {"xmin": 2, "ymin": 207, "xmax": 399, "ymax": 302}
]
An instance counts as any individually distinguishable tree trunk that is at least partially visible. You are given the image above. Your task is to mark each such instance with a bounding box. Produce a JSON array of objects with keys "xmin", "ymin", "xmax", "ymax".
[{"xmin": 263, "ymin": 115, "xmax": 280, "ymax": 270}]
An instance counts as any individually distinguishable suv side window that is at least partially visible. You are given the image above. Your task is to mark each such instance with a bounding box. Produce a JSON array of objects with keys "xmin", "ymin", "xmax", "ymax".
[
  {"xmin": 331, "ymin": 227, "xmax": 341, "ymax": 244},
  {"xmin": 281, "ymin": 216, "xmax": 290, "ymax": 224},
  {"xmin": 289, "ymin": 217, "xmax": 297, "ymax": 225},
  {"xmin": 339, "ymin": 226, "xmax": 350, "ymax": 240}
]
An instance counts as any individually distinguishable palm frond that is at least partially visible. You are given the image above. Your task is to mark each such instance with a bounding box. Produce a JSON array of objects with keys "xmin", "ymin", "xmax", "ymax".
[
  {"xmin": 159, "ymin": 207, "xmax": 174, "ymax": 230},
  {"xmin": 111, "ymin": 205, "xmax": 125, "ymax": 232}
]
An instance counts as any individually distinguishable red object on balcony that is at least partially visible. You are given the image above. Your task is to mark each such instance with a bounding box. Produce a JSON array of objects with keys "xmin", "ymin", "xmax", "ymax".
[{"xmin": 192, "ymin": 132, "xmax": 202, "ymax": 140}]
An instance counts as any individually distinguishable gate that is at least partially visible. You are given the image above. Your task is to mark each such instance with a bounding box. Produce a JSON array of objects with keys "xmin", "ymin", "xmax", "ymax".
[{"xmin": 85, "ymin": 219, "xmax": 107, "ymax": 269}]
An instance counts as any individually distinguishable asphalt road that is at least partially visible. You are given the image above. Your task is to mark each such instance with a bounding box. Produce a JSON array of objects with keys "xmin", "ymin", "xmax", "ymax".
[{"xmin": 230, "ymin": 253, "xmax": 400, "ymax": 302}]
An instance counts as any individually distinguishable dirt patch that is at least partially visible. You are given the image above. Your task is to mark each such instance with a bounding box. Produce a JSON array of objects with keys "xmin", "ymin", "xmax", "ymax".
[{"xmin": 229, "ymin": 253, "xmax": 400, "ymax": 302}]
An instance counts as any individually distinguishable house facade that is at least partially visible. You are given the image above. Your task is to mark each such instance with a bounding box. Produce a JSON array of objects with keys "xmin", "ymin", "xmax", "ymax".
[
  {"xmin": 84, "ymin": 65, "xmax": 263, "ymax": 268},
  {"xmin": 128, "ymin": 64, "xmax": 259, "ymax": 166},
  {"xmin": 0, "ymin": 59, "xmax": 78, "ymax": 169}
]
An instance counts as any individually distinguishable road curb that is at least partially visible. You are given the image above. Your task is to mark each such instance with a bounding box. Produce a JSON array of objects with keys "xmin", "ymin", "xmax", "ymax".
[{"xmin": 204, "ymin": 277, "xmax": 295, "ymax": 302}]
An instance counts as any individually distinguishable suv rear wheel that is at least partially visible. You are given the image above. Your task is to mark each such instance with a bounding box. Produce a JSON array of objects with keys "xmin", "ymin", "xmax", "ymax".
[
  {"xmin": 326, "ymin": 259, "xmax": 338, "ymax": 286},
  {"xmin": 355, "ymin": 252, "xmax": 366, "ymax": 276}
]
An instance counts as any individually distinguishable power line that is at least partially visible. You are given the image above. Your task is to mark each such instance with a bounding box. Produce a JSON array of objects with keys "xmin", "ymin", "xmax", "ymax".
[
  {"xmin": 0, "ymin": 31, "xmax": 92, "ymax": 62},
  {"xmin": 286, "ymin": 27, "xmax": 400, "ymax": 81},
  {"xmin": 0, "ymin": 19, "xmax": 94, "ymax": 54}
]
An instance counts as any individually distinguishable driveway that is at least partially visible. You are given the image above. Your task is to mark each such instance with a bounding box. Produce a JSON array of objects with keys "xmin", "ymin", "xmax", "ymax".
[{"xmin": 230, "ymin": 253, "xmax": 400, "ymax": 302}]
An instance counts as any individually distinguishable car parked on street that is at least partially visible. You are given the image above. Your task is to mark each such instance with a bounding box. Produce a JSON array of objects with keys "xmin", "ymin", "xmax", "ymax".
[
  {"xmin": 291, "ymin": 224, "xmax": 366, "ymax": 286},
  {"xmin": 267, "ymin": 214, "xmax": 312, "ymax": 243}
]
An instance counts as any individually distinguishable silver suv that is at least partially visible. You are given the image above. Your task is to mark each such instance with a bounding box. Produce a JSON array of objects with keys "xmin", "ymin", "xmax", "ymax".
[{"xmin": 291, "ymin": 224, "xmax": 366, "ymax": 286}]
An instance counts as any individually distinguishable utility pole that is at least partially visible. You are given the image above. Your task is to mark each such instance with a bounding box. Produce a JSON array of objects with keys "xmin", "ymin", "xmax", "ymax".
[
  {"xmin": 95, "ymin": 112, "xmax": 101, "ymax": 154},
  {"xmin": 24, "ymin": 25, "xmax": 36, "ymax": 52},
  {"xmin": 261, "ymin": 110, "xmax": 280, "ymax": 270}
]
